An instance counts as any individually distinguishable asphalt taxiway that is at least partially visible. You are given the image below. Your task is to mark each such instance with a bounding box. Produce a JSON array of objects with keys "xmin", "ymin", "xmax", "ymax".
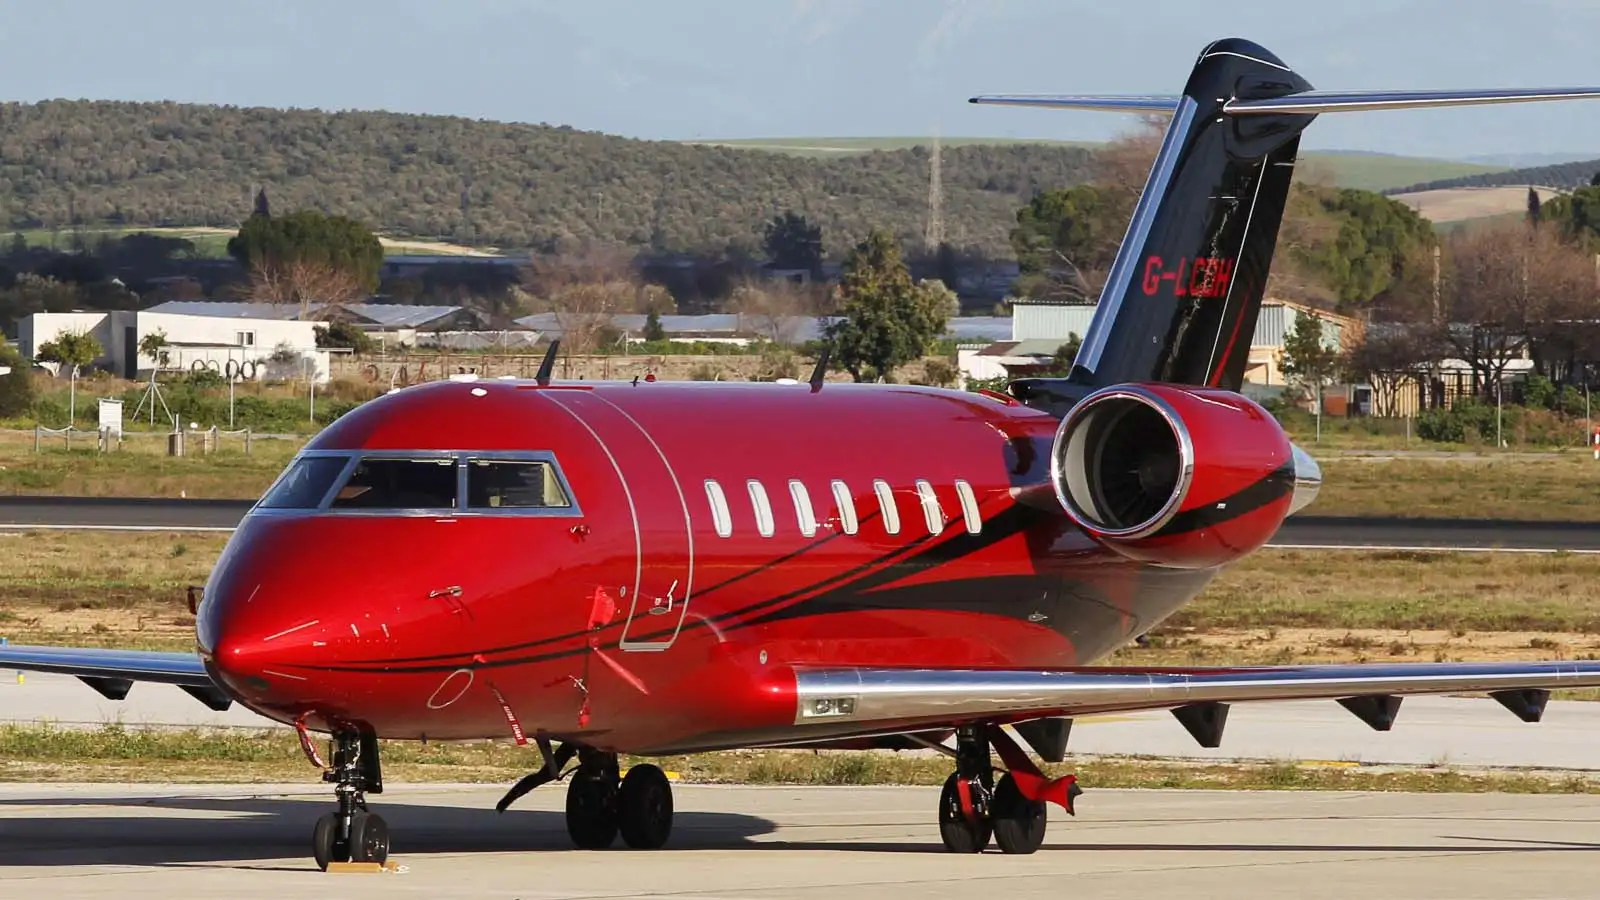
[
  {"xmin": 2, "ymin": 783, "xmax": 1597, "ymax": 898},
  {"xmin": 0, "ymin": 496, "xmax": 1597, "ymax": 551}
]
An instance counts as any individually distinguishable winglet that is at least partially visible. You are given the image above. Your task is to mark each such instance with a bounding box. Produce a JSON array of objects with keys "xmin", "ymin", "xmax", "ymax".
[
  {"xmin": 809, "ymin": 346, "xmax": 831, "ymax": 392},
  {"xmin": 535, "ymin": 339, "xmax": 561, "ymax": 386}
]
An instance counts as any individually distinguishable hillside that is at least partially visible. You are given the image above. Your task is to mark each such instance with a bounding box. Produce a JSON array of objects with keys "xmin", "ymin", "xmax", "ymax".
[
  {"xmin": 1389, "ymin": 158, "xmax": 1600, "ymax": 194},
  {"xmin": 1388, "ymin": 186, "xmax": 1564, "ymax": 225},
  {"xmin": 0, "ymin": 100, "xmax": 1098, "ymax": 258},
  {"xmin": 699, "ymin": 138, "xmax": 1507, "ymax": 193}
]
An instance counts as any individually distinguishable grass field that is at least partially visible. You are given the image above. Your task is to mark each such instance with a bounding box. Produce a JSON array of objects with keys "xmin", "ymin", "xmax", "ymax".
[
  {"xmin": 4, "ymin": 722, "xmax": 1597, "ymax": 792},
  {"xmin": 1389, "ymin": 185, "xmax": 1562, "ymax": 224},
  {"xmin": 5, "ymin": 431, "xmax": 1596, "ymax": 523},
  {"xmin": 694, "ymin": 138, "xmax": 1509, "ymax": 193},
  {"xmin": 1, "ymin": 533, "xmax": 1592, "ymax": 668}
]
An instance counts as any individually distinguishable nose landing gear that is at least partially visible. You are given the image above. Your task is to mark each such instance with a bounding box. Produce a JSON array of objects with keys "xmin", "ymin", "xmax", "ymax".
[{"xmin": 304, "ymin": 727, "xmax": 389, "ymax": 871}]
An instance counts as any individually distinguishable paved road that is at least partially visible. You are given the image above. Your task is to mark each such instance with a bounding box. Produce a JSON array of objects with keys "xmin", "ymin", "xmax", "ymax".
[
  {"xmin": 1, "ymin": 496, "xmax": 1595, "ymax": 551},
  {"xmin": 5, "ymin": 672, "xmax": 1598, "ymax": 772},
  {"xmin": 2, "ymin": 783, "xmax": 1597, "ymax": 898}
]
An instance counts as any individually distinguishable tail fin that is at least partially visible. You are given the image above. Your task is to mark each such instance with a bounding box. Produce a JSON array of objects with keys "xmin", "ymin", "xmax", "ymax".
[{"xmin": 973, "ymin": 37, "xmax": 1600, "ymax": 406}]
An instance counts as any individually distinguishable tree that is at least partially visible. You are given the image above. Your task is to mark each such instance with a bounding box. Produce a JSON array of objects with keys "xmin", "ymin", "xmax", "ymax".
[
  {"xmin": 315, "ymin": 321, "xmax": 375, "ymax": 353},
  {"xmin": 227, "ymin": 208, "xmax": 384, "ymax": 301},
  {"xmin": 1009, "ymin": 184, "xmax": 1126, "ymax": 303},
  {"xmin": 728, "ymin": 278, "xmax": 823, "ymax": 345},
  {"xmin": 643, "ymin": 309, "xmax": 666, "ymax": 342},
  {"xmin": 35, "ymin": 329, "xmax": 103, "ymax": 425},
  {"xmin": 0, "ymin": 343, "xmax": 35, "ymax": 418},
  {"xmin": 248, "ymin": 257, "xmax": 365, "ymax": 314},
  {"xmin": 825, "ymin": 229, "xmax": 950, "ymax": 383},
  {"xmin": 762, "ymin": 211, "xmax": 824, "ymax": 273},
  {"xmin": 1527, "ymin": 187, "xmax": 1543, "ymax": 225},
  {"xmin": 1344, "ymin": 323, "xmax": 1438, "ymax": 417},
  {"xmin": 137, "ymin": 328, "xmax": 171, "ymax": 369},
  {"xmin": 518, "ymin": 247, "xmax": 663, "ymax": 355},
  {"xmin": 1293, "ymin": 187, "xmax": 1436, "ymax": 310},
  {"xmin": 1280, "ymin": 313, "xmax": 1342, "ymax": 411}
]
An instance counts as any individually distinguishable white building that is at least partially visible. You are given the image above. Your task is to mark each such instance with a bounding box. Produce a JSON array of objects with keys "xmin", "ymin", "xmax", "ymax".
[{"xmin": 20, "ymin": 308, "xmax": 330, "ymax": 384}]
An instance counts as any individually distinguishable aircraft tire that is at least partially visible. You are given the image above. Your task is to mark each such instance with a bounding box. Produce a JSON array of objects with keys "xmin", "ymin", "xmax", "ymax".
[
  {"xmin": 348, "ymin": 811, "xmax": 391, "ymax": 864},
  {"xmin": 937, "ymin": 773, "xmax": 992, "ymax": 853},
  {"xmin": 565, "ymin": 771, "xmax": 620, "ymax": 849},
  {"xmin": 990, "ymin": 774, "xmax": 1047, "ymax": 855},
  {"xmin": 311, "ymin": 812, "xmax": 345, "ymax": 870},
  {"xmin": 617, "ymin": 764, "xmax": 674, "ymax": 849}
]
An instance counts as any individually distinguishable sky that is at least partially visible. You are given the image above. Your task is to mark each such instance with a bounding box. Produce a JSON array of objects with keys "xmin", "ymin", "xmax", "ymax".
[{"xmin": 4, "ymin": 0, "xmax": 1600, "ymax": 160}]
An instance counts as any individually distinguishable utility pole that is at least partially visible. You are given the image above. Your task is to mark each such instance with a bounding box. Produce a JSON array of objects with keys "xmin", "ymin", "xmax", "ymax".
[{"xmin": 924, "ymin": 131, "xmax": 944, "ymax": 253}]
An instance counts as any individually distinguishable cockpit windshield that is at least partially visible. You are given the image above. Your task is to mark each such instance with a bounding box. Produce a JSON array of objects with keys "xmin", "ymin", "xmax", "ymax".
[
  {"xmin": 466, "ymin": 459, "xmax": 570, "ymax": 508},
  {"xmin": 331, "ymin": 457, "xmax": 457, "ymax": 509},
  {"xmin": 253, "ymin": 451, "xmax": 579, "ymax": 516},
  {"xmin": 258, "ymin": 456, "xmax": 348, "ymax": 509}
]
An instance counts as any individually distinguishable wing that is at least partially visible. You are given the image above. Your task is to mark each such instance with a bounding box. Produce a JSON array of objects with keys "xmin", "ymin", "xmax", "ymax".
[
  {"xmin": 784, "ymin": 660, "xmax": 1598, "ymax": 747},
  {"xmin": 0, "ymin": 644, "xmax": 233, "ymax": 710}
]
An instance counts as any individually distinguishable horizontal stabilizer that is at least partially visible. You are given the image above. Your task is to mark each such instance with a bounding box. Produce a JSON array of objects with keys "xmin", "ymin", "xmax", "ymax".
[
  {"xmin": 1225, "ymin": 86, "xmax": 1600, "ymax": 115},
  {"xmin": 970, "ymin": 87, "xmax": 1600, "ymax": 117},
  {"xmin": 968, "ymin": 94, "xmax": 1180, "ymax": 112}
]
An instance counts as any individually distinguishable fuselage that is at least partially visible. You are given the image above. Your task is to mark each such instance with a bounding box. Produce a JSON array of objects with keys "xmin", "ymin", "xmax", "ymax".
[{"xmin": 197, "ymin": 378, "xmax": 1224, "ymax": 753}]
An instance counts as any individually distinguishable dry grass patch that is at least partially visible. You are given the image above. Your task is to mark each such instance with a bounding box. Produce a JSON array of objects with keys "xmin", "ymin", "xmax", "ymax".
[{"xmin": 1310, "ymin": 455, "xmax": 1600, "ymax": 521}]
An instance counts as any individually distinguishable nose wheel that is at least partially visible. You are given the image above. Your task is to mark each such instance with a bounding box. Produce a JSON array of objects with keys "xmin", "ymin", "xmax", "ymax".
[
  {"xmin": 562, "ymin": 749, "xmax": 675, "ymax": 850},
  {"xmin": 308, "ymin": 728, "xmax": 388, "ymax": 871}
]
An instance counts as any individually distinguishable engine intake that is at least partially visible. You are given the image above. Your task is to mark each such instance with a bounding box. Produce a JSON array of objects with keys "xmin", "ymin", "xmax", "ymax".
[{"xmin": 1050, "ymin": 383, "xmax": 1309, "ymax": 568}]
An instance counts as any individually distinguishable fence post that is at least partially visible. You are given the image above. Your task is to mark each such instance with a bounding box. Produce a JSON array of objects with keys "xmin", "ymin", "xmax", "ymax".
[
  {"xmin": 245, "ymin": 428, "xmax": 253, "ymax": 455},
  {"xmin": 33, "ymin": 424, "xmax": 39, "ymax": 454}
]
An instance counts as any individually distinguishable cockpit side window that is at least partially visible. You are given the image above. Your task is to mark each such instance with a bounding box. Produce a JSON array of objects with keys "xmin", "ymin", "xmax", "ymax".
[
  {"xmin": 258, "ymin": 456, "xmax": 349, "ymax": 509},
  {"xmin": 466, "ymin": 459, "xmax": 571, "ymax": 509},
  {"xmin": 330, "ymin": 457, "xmax": 458, "ymax": 509}
]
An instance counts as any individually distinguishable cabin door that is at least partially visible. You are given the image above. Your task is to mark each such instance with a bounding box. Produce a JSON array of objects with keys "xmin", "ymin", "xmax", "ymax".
[{"xmin": 541, "ymin": 390, "xmax": 694, "ymax": 651}]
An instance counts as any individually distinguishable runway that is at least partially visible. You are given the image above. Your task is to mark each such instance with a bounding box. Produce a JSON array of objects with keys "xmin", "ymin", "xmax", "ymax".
[
  {"xmin": 0, "ymin": 496, "xmax": 1596, "ymax": 550},
  {"xmin": 2, "ymin": 783, "xmax": 1597, "ymax": 898}
]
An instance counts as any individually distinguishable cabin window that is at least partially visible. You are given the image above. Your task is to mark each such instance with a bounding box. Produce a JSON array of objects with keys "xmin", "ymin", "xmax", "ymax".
[
  {"xmin": 873, "ymin": 480, "xmax": 900, "ymax": 535},
  {"xmin": 830, "ymin": 480, "xmax": 858, "ymax": 535},
  {"xmin": 748, "ymin": 480, "xmax": 775, "ymax": 537},
  {"xmin": 790, "ymin": 480, "xmax": 817, "ymax": 537},
  {"xmin": 330, "ymin": 457, "xmax": 458, "ymax": 509},
  {"xmin": 259, "ymin": 455, "xmax": 348, "ymax": 509},
  {"xmin": 916, "ymin": 480, "xmax": 944, "ymax": 535},
  {"xmin": 954, "ymin": 480, "xmax": 982, "ymax": 534},
  {"xmin": 466, "ymin": 459, "xmax": 570, "ymax": 508},
  {"xmin": 706, "ymin": 480, "xmax": 732, "ymax": 537}
]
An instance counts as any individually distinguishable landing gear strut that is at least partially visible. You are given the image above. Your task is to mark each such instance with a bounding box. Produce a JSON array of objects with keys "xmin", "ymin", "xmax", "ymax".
[
  {"xmin": 499, "ymin": 742, "xmax": 676, "ymax": 850},
  {"xmin": 935, "ymin": 724, "xmax": 1078, "ymax": 855},
  {"xmin": 310, "ymin": 730, "xmax": 389, "ymax": 870}
]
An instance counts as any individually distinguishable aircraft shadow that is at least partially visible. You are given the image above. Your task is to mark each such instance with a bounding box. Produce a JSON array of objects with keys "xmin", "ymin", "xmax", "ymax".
[
  {"xmin": 2, "ymin": 793, "xmax": 1596, "ymax": 868},
  {"xmin": 0, "ymin": 793, "xmax": 779, "ymax": 869}
]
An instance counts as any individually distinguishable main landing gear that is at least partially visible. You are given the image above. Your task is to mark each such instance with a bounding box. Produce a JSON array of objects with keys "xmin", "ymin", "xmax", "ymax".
[
  {"xmin": 936, "ymin": 724, "xmax": 1080, "ymax": 855},
  {"xmin": 308, "ymin": 729, "xmax": 389, "ymax": 871},
  {"xmin": 497, "ymin": 740, "xmax": 676, "ymax": 850}
]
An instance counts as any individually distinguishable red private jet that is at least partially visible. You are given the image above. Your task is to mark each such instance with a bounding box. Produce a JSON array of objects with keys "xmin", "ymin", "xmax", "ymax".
[{"xmin": 9, "ymin": 38, "xmax": 1600, "ymax": 870}]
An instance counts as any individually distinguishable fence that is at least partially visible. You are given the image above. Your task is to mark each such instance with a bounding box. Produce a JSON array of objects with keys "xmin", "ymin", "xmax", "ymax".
[{"xmin": 32, "ymin": 425, "xmax": 254, "ymax": 456}]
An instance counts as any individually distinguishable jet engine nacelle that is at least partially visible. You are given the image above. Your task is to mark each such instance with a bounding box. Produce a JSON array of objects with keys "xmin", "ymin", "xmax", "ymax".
[{"xmin": 1049, "ymin": 382, "xmax": 1319, "ymax": 569}]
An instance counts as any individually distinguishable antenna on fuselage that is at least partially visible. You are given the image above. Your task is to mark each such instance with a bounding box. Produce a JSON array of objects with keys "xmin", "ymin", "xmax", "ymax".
[
  {"xmin": 808, "ymin": 346, "xmax": 831, "ymax": 393},
  {"xmin": 535, "ymin": 339, "xmax": 561, "ymax": 386}
]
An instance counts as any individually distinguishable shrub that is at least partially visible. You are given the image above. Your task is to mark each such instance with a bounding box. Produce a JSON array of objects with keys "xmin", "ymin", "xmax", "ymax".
[{"xmin": 0, "ymin": 344, "xmax": 35, "ymax": 417}]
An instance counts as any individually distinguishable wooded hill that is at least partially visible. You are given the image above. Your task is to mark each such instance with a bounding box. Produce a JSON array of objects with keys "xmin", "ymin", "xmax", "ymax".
[
  {"xmin": 1389, "ymin": 157, "xmax": 1600, "ymax": 194},
  {"xmin": 0, "ymin": 100, "xmax": 1097, "ymax": 258}
]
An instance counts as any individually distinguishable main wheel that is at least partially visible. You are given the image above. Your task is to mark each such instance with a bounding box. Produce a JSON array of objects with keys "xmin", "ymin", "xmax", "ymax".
[
  {"xmin": 990, "ymin": 774, "xmax": 1047, "ymax": 855},
  {"xmin": 566, "ymin": 771, "xmax": 619, "ymax": 849},
  {"xmin": 937, "ymin": 773, "xmax": 992, "ymax": 853},
  {"xmin": 617, "ymin": 764, "xmax": 674, "ymax": 849},
  {"xmin": 348, "ymin": 811, "xmax": 390, "ymax": 864},
  {"xmin": 311, "ymin": 812, "xmax": 345, "ymax": 871}
]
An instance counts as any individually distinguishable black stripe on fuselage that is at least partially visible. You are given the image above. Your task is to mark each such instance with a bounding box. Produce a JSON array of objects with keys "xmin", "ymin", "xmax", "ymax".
[{"xmin": 294, "ymin": 467, "xmax": 1290, "ymax": 675}]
